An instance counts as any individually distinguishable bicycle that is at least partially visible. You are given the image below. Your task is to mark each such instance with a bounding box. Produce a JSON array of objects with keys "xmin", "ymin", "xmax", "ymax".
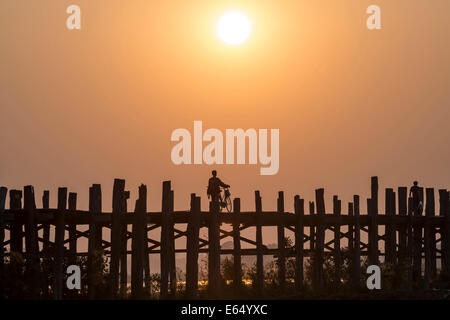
[{"xmin": 220, "ymin": 187, "xmax": 232, "ymax": 213}]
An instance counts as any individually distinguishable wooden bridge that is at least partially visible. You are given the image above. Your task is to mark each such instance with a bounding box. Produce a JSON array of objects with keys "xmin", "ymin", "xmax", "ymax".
[{"xmin": 0, "ymin": 176, "xmax": 449, "ymax": 299}]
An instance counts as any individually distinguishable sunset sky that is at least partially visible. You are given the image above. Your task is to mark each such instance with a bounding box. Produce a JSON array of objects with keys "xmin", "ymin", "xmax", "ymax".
[{"xmin": 1, "ymin": 0, "xmax": 449, "ymax": 244}]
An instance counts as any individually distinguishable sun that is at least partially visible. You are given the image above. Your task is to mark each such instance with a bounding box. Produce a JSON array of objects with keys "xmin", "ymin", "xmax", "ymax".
[{"xmin": 216, "ymin": 11, "xmax": 251, "ymax": 45}]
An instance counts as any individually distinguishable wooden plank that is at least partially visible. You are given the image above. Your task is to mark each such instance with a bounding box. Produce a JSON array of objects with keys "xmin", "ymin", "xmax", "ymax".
[
  {"xmin": 41, "ymin": 190, "xmax": 50, "ymax": 298},
  {"xmin": 10, "ymin": 190, "xmax": 23, "ymax": 254},
  {"xmin": 53, "ymin": 187, "xmax": 67, "ymax": 300},
  {"xmin": 255, "ymin": 191, "xmax": 264, "ymax": 293},
  {"xmin": 315, "ymin": 188, "xmax": 325, "ymax": 290},
  {"xmin": 186, "ymin": 194, "xmax": 200, "ymax": 298},
  {"xmin": 160, "ymin": 181, "xmax": 171, "ymax": 298},
  {"xmin": 277, "ymin": 191, "xmax": 286, "ymax": 289},
  {"xmin": 371, "ymin": 176, "xmax": 379, "ymax": 214},
  {"xmin": 142, "ymin": 190, "xmax": 151, "ymax": 295},
  {"xmin": 333, "ymin": 195, "xmax": 341, "ymax": 285},
  {"xmin": 232, "ymin": 198, "xmax": 242, "ymax": 290},
  {"xmin": 68, "ymin": 192, "xmax": 77, "ymax": 266},
  {"xmin": 294, "ymin": 195, "xmax": 304, "ymax": 291},
  {"xmin": 353, "ymin": 195, "xmax": 361, "ymax": 287},
  {"xmin": 24, "ymin": 186, "xmax": 40, "ymax": 298},
  {"xmin": 423, "ymin": 188, "xmax": 434, "ymax": 289},
  {"xmin": 0, "ymin": 186, "xmax": 7, "ymax": 294}
]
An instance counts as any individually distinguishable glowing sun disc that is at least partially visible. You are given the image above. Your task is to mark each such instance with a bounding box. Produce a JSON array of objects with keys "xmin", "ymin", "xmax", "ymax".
[{"xmin": 217, "ymin": 11, "xmax": 251, "ymax": 45}]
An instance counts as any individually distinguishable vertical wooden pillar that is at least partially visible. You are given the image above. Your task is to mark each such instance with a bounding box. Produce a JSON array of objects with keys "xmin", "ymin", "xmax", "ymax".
[
  {"xmin": 277, "ymin": 191, "xmax": 286, "ymax": 288},
  {"xmin": 68, "ymin": 192, "xmax": 77, "ymax": 266},
  {"xmin": 333, "ymin": 195, "xmax": 341, "ymax": 285},
  {"xmin": 439, "ymin": 190, "xmax": 450, "ymax": 279},
  {"xmin": 24, "ymin": 186, "xmax": 40, "ymax": 298},
  {"xmin": 407, "ymin": 197, "xmax": 414, "ymax": 291},
  {"xmin": 367, "ymin": 198, "xmax": 379, "ymax": 265},
  {"xmin": 309, "ymin": 201, "xmax": 315, "ymax": 252},
  {"xmin": 160, "ymin": 181, "xmax": 171, "ymax": 298},
  {"xmin": 371, "ymin": 176, "xmax": 379, "ymax": 214},
  {"xmin": 294, "ymin": 195, "xmax": 304, "ymax": 291},
  {"xmin": 0, "ymin": 187, "xmax": 7, "ymax": 292},
  {"xmin": 315, "ymin": 189, "xmax": 325, "ymax": 290},
  {"xmin": 208, "ymin": 199, "xmax": 221, "ymax": 296},
  {"xmin": 423, "ymin": 188, "xmax": 434, "ymax": 289},
  {"xmin": 186, "ymin": 194, "xmax": 200, "ymax": 298},
  {"xmin": 131, "ymin": 184, "xmax": 146, "ymax": 298},
  {"xmin": 120, "ymin": 190, "xmax": 129, "ymax": 297},
  {"xmin": 385, "ymin": 188, "xmax": 396, "ymax": 265},
  {"xmin": 88, "ymin": 184, "xmax": 102, "ymax": 299},
  {"xmin": 10, "ymin": 190, "xmax": 23, "ymax": 254},
  {"xmin": 232, "ymin": 198, "xmax": 242, "ymax": 289},
  {"xmin": 142, "ymin": 189, "xmax": 151, "ymax": 295},
  {"xmin": 168, "ymin": 190, "xmax": 177, "ymax": 297},
  {"xmin": 353, "ymin": 195, "xmax": 361, "ymax": 287},
  {"xmin": 255, "ymin": 191, "xmax": 264, "ymax": 293},
  {"xmin": 111, "ymin": 179, "xmax": 125, "ymax": 297},
  {"xmin": 53, "ymin": 187, "xmax": 67, "ymax": 300},
  {"xmin": 398, "ymin": 187, "xmax": 408, "ymax": 263},
  {"xmin": 412, "ymin": 187, "xmax": 424, "ymax": 282},
  {"xmin": 348, "ymin": 202, "xmax": 354, "ymax": 252}
]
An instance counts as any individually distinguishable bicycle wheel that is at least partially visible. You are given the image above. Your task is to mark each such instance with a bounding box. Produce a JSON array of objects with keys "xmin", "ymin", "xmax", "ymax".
[{"xmin": 225, "ymin": 196, "xmax": 232, "ymax": 213}]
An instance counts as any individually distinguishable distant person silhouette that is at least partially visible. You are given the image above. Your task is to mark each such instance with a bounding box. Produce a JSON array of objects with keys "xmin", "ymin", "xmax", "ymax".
[
  {"xmin": 207, "ymin": 170, "xmax": 230, "ymax": 203},
  {"xmin": 409, "ymin": 181, "xmax": 422, "ymax": 215}
]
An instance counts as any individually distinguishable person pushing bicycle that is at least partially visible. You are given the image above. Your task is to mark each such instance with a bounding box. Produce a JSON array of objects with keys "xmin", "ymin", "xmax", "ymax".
[{"xmin": 207, "ymin": 170, "xmax": 230, "ymax": 204}]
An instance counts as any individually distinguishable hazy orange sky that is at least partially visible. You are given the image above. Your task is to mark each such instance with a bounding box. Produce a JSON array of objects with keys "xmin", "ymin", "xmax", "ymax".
[{"xmin": 1, "ymin": 0, "xmax": 449, "ymax": 230}]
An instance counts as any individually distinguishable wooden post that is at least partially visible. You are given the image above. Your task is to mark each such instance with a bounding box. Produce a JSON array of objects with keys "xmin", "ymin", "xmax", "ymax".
[
  {"xmin": 0, "ymin": 186, "xmax": 7, "ymax": 292},
  {"xmin": 315, "ymin": 189, "xmax": 325, "ymax": 290},
  {"xmin": 24, "ymin": 186, "xmax": 40, "ymax": 298},
  {"xmin": 407, "ymin": 197, "xmax": 414, "ymax": 291},
  {"xmin": 208, "ymin": 198, "xmax": 221, "ymax": 296},
  {"xmin": 371, "ymin": 176, "xmax": 379, "ymax": 214},
  {"xmin": 367, "ymin": 198, "xmax": 379, "ymax": 265},
  {"xmin": 255, "ymin": 191, "xmax": 264, "ymax": 293},
  {"xmin": 142, "ymin": 190, "xmax": 151, "ymax": 295},
  {"xmin": 294, "ymin": 195, "xmax": 304, "ymax": 291},
  {"xmin": 423, "ymin": 188, "xmax": 434, "ymax": 289},
  {"xmin": 160, "ymin": 181, "xmax": 171, "ymax": 298},
  {"xmin": 68, "ymin": 192, "xmax": 77, "ymax": 266},
  {"xmin": 277, "ymin": 191, "xmax": 286, "ymax": 289},
  {"xmin": 41, "ymin": 190, "xmax": 50, "ymax": 298},
  {"xmin": 120, "ymin": 190, "xmax": 130, "ymax": 297},
  {"xmin": 348, "ymin": 202, "xmax": 354, "ymax": 252},
  {"xmin": 168, "ymin": 190, "xmax": 177, "ymax": 297},
  {"xmin": 10, "ymin": 190, "xmax": 23, "ymax": 254},
  {"xmin": 398, "ymin": 187, "xmax": 408, "ymax": 263},
  {"xmin": 412, "ymin": 187, "xmax": 424, "ymax": 283},
  {"xmin": 385, "ymin": 188, "xmax": 396, "ymax": 265},
  {"xmin": 88, "ymin": 184, "xmax": 102, "ymax": 299},
  {"xmin": 186, "ymin": 194, "xmax": 200, "ymax": 298},
  {"xmin": 53, "ymin": 187, "xmax": 67, "ymax": 300},
  {"xmin": 111, "ymin": 179, "xmax": 125, "ymax": 297},
  {"xmin": 309, "ymin": 201, "xmax": 315, "ymax": 252},
  {"xmin": 353, "ymin": 195, "xmax": 361, "ymax": 287},
  {"xmin": 333, "ymin": 195, "xmax": 341, "ymax": 285},
  {"xmin": 439, "ymin": 190, "xmax": 450, "ymax": 279},
  {"xmin": 232, "ymin": 198, "xmax": 242, "ymax": 290},
  {"xmin": 131, "ymin": 185, "xmax": 146, "ymax": 298}
]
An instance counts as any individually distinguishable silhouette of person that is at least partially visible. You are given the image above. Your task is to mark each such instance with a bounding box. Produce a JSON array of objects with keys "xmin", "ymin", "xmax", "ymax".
[
  {"xmin": 207, "ymin": 170, "xmax": 230, "ymax": 203},
  {"xmin": 409, "ymin": 181, "xmax": 422, "ymax": 215}
]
